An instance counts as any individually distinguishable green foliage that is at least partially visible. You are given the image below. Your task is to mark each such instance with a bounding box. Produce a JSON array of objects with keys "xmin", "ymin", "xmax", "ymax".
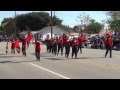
[
  {"xmin": 52, "ymin": 16, "xmax": 63, "ymax": 26},
  {"xmin": 73, "ymin": 25, "xmax": 79, "ymax": 32},
  {"xmin": 1, "ymin": 12, "xmax": 63, "ymax": 35},
  {"xmin": 16, "ymin": 12, "xmax": 50, "ymax": 31},
  {"xmin": 107, "ymin": 11, "xmax": 120, "ymax": 20},
  {"xmin": 1, "ymin": 18, "xmax": 15, "ymax": 35},
  {"xmin": 60, "ymin": 25, "xmax": 72, "ymax": 33},
  {"xmin": 106, "ymin": 11, "xmax": 120, "ymax": 31},
  {"xmin": 109, "ymin": 19, "xmax": 120, "ymax": 31},
  {"xmin": 85, "ymin": 19, "xmax": 102, "ymax": 34}
]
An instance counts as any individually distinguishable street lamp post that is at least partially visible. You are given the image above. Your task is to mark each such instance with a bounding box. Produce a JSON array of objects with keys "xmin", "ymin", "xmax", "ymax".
[
  {"xmin": 14, "ymin": 11, "xmax": 16, "ymax": 37},
  {"xmin": 51, "ymin": 11, "xmax": 53, "ymax": 39},
  {"xmin": 75, "ymin": 19, "xmax": 80, "ymax": 34}
]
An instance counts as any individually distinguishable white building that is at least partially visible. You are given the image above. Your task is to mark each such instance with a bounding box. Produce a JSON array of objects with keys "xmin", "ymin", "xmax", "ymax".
[
  {"xmin": 19, "ymin": 31, "xmax": 38, "ymax": 38},
  {"xmin": 19, "ymin": 26, "xmax": 69, "ymax": 41},
  {"xmin": 37, "ymin": 26, "xmax": 69, "ymax": 40},
  {"xmin": 69, "ymin": 33, "xmax": 79, "ymax": 39}
]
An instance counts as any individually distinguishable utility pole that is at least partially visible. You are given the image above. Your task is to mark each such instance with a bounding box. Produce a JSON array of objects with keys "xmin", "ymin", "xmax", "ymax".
[
  {"xmin": 54, "ymin": 11, "xmax": 55, "ymax": 16},
  {"xmin": 75, "ymin": 19, "xmax": 80, "ymax": 34},
  {"xmin": 51, "ymin": 11, "xmax": 53, "ymax": 39},
  {"xmin": 14, "ymin": 11, "xmax": 17, "ymax": 37}
]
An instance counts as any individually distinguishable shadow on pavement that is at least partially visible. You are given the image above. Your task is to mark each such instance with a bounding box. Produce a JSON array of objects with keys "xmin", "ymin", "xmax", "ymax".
[
  {"xmin": 0, "ymin": 61, "xmax": 19, "ymax": 64},
  {"xmin": 30, "ymin": 53, "xmax": 56, "ymax": 57},
  {"xmin": 17, "ymin": 60, "xmax": 37, "ymax": 63},
  {"xmin": 30, "ymin": 53, "xmax": 35, "ymax": 55},
  {"xmin": 76, "ymin": 57, "xmax": 105, "ymax": 60},
  {"xmin": 44, "ymin": 57, "xmax": 65, "ymax": 60},
  {"xmin": 0, "ymin": 53, "xmax": 6, "ymax": 55},
  {"xmin": 0, "ymin": 60, "xmax": 37, "ymax": 64},
  {"xmin": 0, "ymin": 56, "xmax": 23, "ymax": 58}
]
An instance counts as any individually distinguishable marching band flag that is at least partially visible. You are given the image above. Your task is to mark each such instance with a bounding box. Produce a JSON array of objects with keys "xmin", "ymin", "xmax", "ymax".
[
  {"xmin": 15, "ymin": 39, "xmax": 20, "ymax": 53},
  {"xmin": 26, "ymin": 31, "xmax": 33, "ymax": 48}
]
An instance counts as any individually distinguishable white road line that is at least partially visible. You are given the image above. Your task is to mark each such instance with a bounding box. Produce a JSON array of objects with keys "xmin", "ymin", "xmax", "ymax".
[{"xmin": 30, "ymin": 63, "xmax": 70, "ymax": 79}]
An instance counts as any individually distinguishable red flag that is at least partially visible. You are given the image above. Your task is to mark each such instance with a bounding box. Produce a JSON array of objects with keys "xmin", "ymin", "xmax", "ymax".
[
  {"xmin": 26, "ymin": 31, "xmax": 33, "ymax": 48},
  {"xmin": 15, "ymin": 39, "xmax": 20, "ymax": 53}
]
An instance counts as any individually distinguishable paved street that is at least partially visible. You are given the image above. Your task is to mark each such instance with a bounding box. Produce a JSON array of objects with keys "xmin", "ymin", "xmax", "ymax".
[{"xmin": 0, "ymin": 42, "xmax": 120, "ymax": 79}]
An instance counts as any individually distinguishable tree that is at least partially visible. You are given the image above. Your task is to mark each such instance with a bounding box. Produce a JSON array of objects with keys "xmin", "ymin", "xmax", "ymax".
[
  {"xmin": 73, "ymin": 25, "xmax": 79, "ymax": 32},
  {"xmin": 60, "ymin": 25, "xmax": 72, "ymax": 33},
  {"xmin": 109, "ymin": 20, "xmax": 120, "ymax": 31},
  {"xmin": 52, "ymin": 16, "xmax": 63, "ymax": 26},
  {"xmin": 1, "ymin": 12, "xmax": 63, "ymax": 35},
  {"xmin": 85, "ymin": 19, "xmax": 103, "ymax": 34},
  {"xmin": 1, "ymin": 18, "xmax": 15, "ymax": 36},
  {"xmin": 106, "ymin": 11, "xmax": 120, "ymax": 20},
  {"xmin": 76, "ymin": 12, "xmax": 92, "ymax": 33},
  {"xmin": 77, "ymin": 12, "xmax": 91, "ymax": 26},
  {"xmin": 16, "ymin": 12, "xmax": 50, "ymax": 31},
  {"xmin": 106, "ymin": 11, "xmax": 120, "ymax": 31}
]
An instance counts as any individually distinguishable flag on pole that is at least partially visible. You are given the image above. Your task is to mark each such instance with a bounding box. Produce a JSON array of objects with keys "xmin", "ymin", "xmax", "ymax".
[
  {"xmin": 15, "ymin": 39, "xmax": 20, "ymax": 53},
  {"xmin": 26, "ymin": 31, "xmax": 33, "ymax": 48}
]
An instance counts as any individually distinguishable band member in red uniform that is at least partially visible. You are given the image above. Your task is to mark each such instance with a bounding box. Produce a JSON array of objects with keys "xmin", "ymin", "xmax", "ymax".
[
  {"xmin": 78, "ymin": 34, "xmax": 83, "ymax": 54},
  {"xmin": 51, "ymin": 37, "xmax": 54, "ymax": 54},
  {"xmin": 53, "ymin": 37, "xmax": 58, "ymax": 55},
  {"xmin": 22, "ymin": 36, "xmax": 27, "ymax": 56},
  {"xmin": 15, "ymin": 38, "xmax": 21, "ymax": 54},
  {"xmin": 6, "ymin": 39, "xmax": 9, "ymax": 54},
  {"xmin": 105, "ymin": 32, "xmax": 113, "ymax": 58},
  {"xmin": 72, "ymin": 37, "xmax": 79, "ymax": 59},
  {"xmin": 49, "ymin": 38, "xmax": 52, "ymax": 53},
  {"xmin": 45, "ymin": 34, "xmax": 50, "ymax": 53},
  {"xmin": 62, "ymin": 33, "xmax": 67, "ymax": 48},
  {"xmin": 57, "ymin": 36, "xmax": 61, "ymax": 55},
  {"xmin": 58, "ymin": 36, "xmax": 64, "ymax": 56},
  {"xmin": 11, "ymin": 39, "xmax": 15, "ymax": 54},
  {"xmin": 35, "ymin": 39, "xmax": 41, "ymax": 61},
  {"xmin": 65, "ymin": 38, "xmax": 71, "ymax": 58}
]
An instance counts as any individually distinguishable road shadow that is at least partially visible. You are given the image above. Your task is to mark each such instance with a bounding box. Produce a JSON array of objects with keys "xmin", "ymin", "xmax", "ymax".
[
  {"xmin": 30, "ymin": 53, "xmax": 35, "ymax": 55},
  {"xmin": 0, "ymin": 56, "xmax": 23, "ymax": 58},
  {"xmin": 0, "ymin": 53, "xmax": 6, "ymax": 55},
  {"xmin": 0, "ymin": 60, "xmax": 37, "ymax": 64},
  {"xmin": 76, "ymin": 57, "xmax": 105, "ymax": 60},
  {"xmin": 44, "ymin": 57, "xmax": 65, "ymax": 60},
  {"xmin": 30, "ymin": 53, "xmax": 56, "ymax": 57},
  {"xmin": 0, "ymin": 61, "xmax": 19, "ymax": 64},
  {"xmin": 17, "ymin": 60, "xmax": 37, "ymax": 63}
]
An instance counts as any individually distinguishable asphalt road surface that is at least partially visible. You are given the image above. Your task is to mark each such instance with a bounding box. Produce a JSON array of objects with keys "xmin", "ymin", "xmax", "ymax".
[{"xmin": 0, "ymin": 42, "xmax": 120, "ymax": 79}]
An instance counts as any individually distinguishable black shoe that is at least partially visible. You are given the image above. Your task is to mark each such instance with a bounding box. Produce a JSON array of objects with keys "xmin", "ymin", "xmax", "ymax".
[
  {"xmin": 105, "ymin": 55, "xmax": 106, "ymax": 58},
  {"xmin": 75, "ymin": 56, "xmax": 77, "ymax": 59},
  {"xmin": 38, "ymin": 58, "xmax": 40, "ymax": 61}
]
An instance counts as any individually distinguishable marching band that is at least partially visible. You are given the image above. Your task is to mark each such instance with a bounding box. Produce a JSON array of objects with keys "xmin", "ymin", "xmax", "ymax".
[{"xmin": 5, "ymin": 31, "xmax": 113, "ymax": 61}]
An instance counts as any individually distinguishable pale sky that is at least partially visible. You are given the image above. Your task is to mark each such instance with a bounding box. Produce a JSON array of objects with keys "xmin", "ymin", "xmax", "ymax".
[{"xmin": 0, "ymin": 11, "xmax": 109, "ymax": 27}]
